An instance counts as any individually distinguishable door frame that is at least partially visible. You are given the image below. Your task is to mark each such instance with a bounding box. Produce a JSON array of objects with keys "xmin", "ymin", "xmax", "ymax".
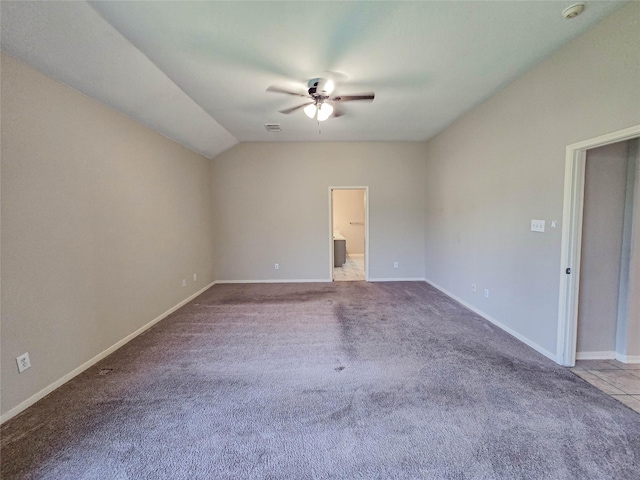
[
  {"xmin": 329, "ymin": 186, "xmax": 369, "ymax": 281},
  {"xmin": 556, "ymin": 124, "xmax": 640, "ymax": 366}
]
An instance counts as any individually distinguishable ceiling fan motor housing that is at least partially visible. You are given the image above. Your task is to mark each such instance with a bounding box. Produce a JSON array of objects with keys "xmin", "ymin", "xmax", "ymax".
[{"xmin": 308, "ymin": 78, "xmax": 332, "ymax": 97}]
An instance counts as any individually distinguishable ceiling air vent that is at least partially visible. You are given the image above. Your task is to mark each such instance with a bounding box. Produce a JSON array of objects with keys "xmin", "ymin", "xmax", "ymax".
[{"xmin": 264, "ymin": 123, "xmax": 281, "ymax": 133}]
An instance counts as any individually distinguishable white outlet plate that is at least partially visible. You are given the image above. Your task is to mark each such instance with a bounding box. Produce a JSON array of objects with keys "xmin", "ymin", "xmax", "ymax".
[
  {"xmin": 274, "ymin": 263, "xmax": 279, "ymax": 270},
  {"xmin": 193, "ymin": 273, "xmax": 197, "ymax": 282},
  {"xmin": 531, "ymin": 219, "xmax": 545, "ymax": 232},
  {"xmin": 484, "ymin": 289, "xmax": 490, "ymax": 298},
  {"xmin": 17, "ymin": 352, "xmax": 31, "ymax": 373},
  {"xmin": 472, "ymin": 283, "xmax": 477, "ymax": 293},
  {"xmin": 393, "ymin": 262, "xmax": 399, "ymax": 268}
]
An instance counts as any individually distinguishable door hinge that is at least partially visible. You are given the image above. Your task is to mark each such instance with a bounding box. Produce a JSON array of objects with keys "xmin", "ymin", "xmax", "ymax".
[{"xmin": 566, "ymin": 268, "xmax": 571, "ymax": 274}]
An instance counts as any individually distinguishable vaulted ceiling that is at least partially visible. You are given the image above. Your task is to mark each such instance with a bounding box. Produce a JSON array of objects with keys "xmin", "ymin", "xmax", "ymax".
[{"xmin": 1, "ymin": 1, "xmax": 627, "ymax": 159}]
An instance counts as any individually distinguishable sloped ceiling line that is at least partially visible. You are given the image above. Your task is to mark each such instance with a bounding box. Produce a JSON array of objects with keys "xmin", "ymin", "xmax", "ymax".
[{"xmin": 1, "ymin": 1, "xmax": 238, "ymax": 159}]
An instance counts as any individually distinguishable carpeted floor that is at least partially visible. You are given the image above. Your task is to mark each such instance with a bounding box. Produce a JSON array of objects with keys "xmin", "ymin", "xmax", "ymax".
[{"xmin": 2, "ymin": 282, "xmax": 639, "ymax": 479}]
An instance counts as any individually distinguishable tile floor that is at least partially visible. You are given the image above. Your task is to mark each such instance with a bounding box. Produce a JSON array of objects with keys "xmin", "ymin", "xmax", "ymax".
[
  {"xmin": 571, "ymin": 359, "xmax": 640, "ymax": 413},
  {"xmin": 333, "ymin": 254, "xmax": 365, "ymax": 281}
]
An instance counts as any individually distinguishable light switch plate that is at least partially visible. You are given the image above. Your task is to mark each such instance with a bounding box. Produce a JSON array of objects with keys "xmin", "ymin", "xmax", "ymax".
[{"xmin": 531, "ymin": 219, "xmax": 545, "ymax": 232}]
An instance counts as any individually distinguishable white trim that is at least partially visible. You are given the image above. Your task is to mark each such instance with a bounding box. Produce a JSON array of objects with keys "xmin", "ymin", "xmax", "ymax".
[
  {"xmin": 615, "ymin": 353, "xmax": 640, "ymax": 364},
  {"xmin": 329, "ymin": 187, "xmax": 334, "ymax": 280},
  {"xmin": 565, "ymin": 126, "xmax": 640, "ymax": 152},
  {"xmin": 369, "ymin": 278, "xmax": 426, "ymax": 282},
  {"xmin": 575, "ymin": 352, "xmax": 640, "ymax": 363},
  {"xmin": 216, "ymin": 279, "xmax": 330, "ymax": 284},
  {"xmin": 576, "ymin": 351, "xmax": 615, "ymax": 360},
  {"xmin": 557, "ymin": 125, "xmax": 640, "ymax": 367},
  {"xmin": 556, "ymin": 148, "xmax": 586, "ymax": 366},
  {"xmin": 329, "ymin": 186, "xmax": 369, "ymax": 282},
  {"xmin": 0, "ymin": 281, "xmax": 216, "ymax": 425},
  {"xmin": 426, "ymin": 279, "xmax": 558, "ymax": 363}
]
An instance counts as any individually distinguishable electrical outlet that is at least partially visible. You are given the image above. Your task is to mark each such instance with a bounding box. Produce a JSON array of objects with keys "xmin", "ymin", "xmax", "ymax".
[
  {"xmin": 193, "ymin": 273, "xmax": 197, "ymax": 282},
  {"xmin": 484, "ymin": 289, "xmax": 489, "ymax": 298},
  {"xmin": 182, "ymin": 279, "xmax": 187, "ymax": 287},
  {"xmin": 531, "ymin": 219, "xmax": 545, "ymax": 232},
  {"xmin": 274, "ymin": 263, "xmax": 279, "ymax": 270},
  {"xmin": 472, "ymin": 283, "xmax": 477, "ymax": 293},
  {"xmin": 393, "ymin": 262, "xmax": 399, "ymax": 268},
  {"xmin": 16, "ymin": 352, "xmax": 31, "ymax": 373}
]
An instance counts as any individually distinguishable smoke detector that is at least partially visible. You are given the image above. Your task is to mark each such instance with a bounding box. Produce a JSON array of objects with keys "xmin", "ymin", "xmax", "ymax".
[{"xmin": 562, "ymin": 4, "xmax": 585, "ymax": 19}]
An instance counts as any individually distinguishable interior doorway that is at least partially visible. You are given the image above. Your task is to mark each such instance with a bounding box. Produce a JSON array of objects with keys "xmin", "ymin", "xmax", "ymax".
[
  {"xmin": 576, "ymin": 140, "xmax": 636, "ymax": 361},
  {"xmin": 329, "ymin": 187, "xmax": 369, "ymax": 281},
  {"xmin": 557, "ymin": 125, "xmax": 640, "ymax": 366}
]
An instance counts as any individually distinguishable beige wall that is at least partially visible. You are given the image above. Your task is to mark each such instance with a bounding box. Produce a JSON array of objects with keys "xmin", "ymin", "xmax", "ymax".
[
  {"xmin": 423, "ymin": 3, "xmax": 640, "ymax": 357},
  {"xmin": 577, "ymin": 142, "xmax": 629, "ymax": 354},
  {"xmin": 212, "ymin": 142, "xmax": 426, "ymax": 282},
  {"xmin": 333, "ymin": 189, "xmax": 365, "ymax": 255},
  {"xmin": 1, "ymin": 53, "xmax": 216, "ymax": 416}
]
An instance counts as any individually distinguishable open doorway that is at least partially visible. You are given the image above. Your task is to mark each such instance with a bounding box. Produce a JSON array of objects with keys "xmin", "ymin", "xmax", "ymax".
[
  {"xmin": 557, "ymin": 125, "xmax": 640, "ymax": 366},
  {"xmin": 330, "ymin": 187, "xmax": 369, "ymax": 281},
  {"xmin": 575, "ymin": 139, "xmax": 637, "ymax": 362}
]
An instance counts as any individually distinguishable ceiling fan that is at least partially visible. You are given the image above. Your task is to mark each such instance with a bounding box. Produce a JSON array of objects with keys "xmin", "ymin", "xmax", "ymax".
[{"xmin": 267, "ymin": 78, "xmax": 375, "ymax": 122}]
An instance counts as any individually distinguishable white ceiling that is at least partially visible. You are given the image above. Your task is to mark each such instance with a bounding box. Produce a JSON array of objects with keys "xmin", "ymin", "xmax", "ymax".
[{"xmin": 1, "ymin": 1, "xmax": 627, "ymax": 159}]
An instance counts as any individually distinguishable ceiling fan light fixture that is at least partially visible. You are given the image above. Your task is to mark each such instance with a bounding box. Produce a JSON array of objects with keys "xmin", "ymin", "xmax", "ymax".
[
  {"xmin": 304, "ymin": 104, "xmax": 317, "ymax": 119},
  {"xmin": 317, "ymin": 103, "xmax": 333, "ymax": 122}
]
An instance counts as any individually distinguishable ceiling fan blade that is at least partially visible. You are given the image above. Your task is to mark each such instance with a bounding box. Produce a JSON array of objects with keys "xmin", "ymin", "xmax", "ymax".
[
  {"xmin": 331, "ymin": 92, "xmax": 375, "ymax": 102},
  {"xmin": 279, "ymin": 102, "xmax": 313, "ymax": 114},
  {"xmin": 324, "ymin": 70, "xmax": 349, "ymax": 82},
  {"xmin": 267, "ymin": 85, "xmax": 308, "ymax": 97},
  {"xmin": 332, "ymin": 107, "xmax": 346, "ymax": 118}
]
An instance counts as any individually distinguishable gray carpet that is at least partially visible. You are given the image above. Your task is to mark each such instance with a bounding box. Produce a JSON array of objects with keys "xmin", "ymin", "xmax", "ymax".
[{"xmin": 1, "ymin": 282, "xmax": 639, "ymax": 479}]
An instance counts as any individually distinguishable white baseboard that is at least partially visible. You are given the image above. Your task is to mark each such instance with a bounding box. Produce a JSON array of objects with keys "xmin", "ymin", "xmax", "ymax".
[
  {"xmin": 217, "ymin": 278, "xmax": 428, "ymax": 284},
  {"xmin": 0, "ymin": 281, "xmax": 216, "ymax": 425},
  {"xmin": 576, "ymin": 351, "xmax": 616, "ymax": 360},
  {"xmin": 574, "ymin": 351, "xmax": 640, "ymax": 363},
  {"xmin": 216, "ymin": 279, "xmax": 331, "ymax": 284},
  {"xmin": 424, "ymin": 279, "xmax": 558, "ymax": 363},
  {"xmin": 615, "ymin": 352, "xmax": 640, "ymax": 364},
  {"xmin": 369, "ymin": 278, "xmax": 427, "ymax": 282}
]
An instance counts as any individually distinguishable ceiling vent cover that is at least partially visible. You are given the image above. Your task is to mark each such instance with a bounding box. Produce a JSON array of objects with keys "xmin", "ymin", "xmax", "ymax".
[{"xmin": 264, "ymin": 123, "xmax": 281, "ymax": 132}]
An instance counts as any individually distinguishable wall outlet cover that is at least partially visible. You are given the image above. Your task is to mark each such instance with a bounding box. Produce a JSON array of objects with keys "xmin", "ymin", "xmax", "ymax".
[{"xmin": 17, "ymin": 352, "xmax": 31, "ymax": 373}]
